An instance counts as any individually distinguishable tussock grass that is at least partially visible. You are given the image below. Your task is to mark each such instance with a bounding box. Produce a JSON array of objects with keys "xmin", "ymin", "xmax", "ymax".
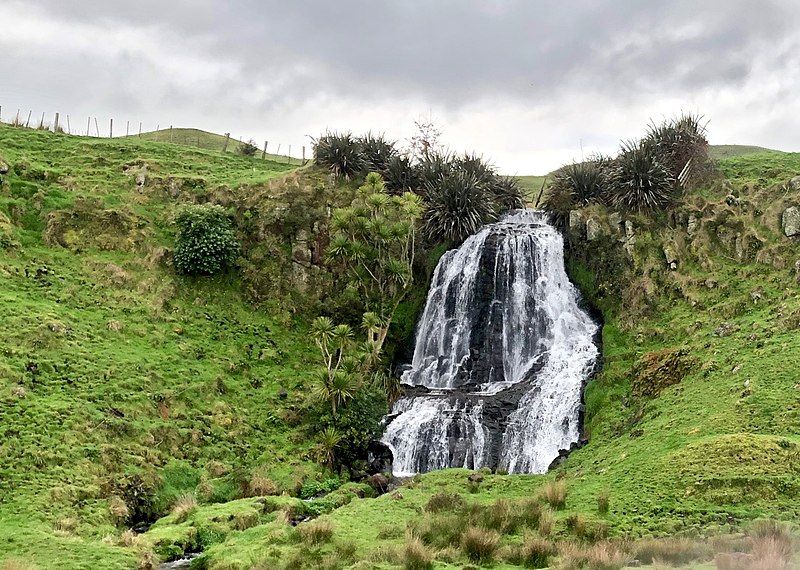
[
  {"xmin": 633, "ymin": 537, "xmax": 713, "ymax": 566},
  {"xmin": 540, "ymin": 479, "xmax": 567, "ymax": 510},
  {"xmin": 461, "ymin": 526, "xmax": 500, "ymax": 563},
  {"xmin": 298, "ymin": 519, "xmax": 334, "ymax": 545},
  {"xmin": 423, "ymin": 491, "xmax": 465, "ymax": 513},
  {"xmin": 402, "ymin": 537, "xmax": 433, "ymax": 570}
]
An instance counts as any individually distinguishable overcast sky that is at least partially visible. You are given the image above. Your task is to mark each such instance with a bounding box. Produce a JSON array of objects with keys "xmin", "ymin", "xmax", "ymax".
[{"xmin": 1, "ymin": 1, "xmax": 798, "ymax": 173}]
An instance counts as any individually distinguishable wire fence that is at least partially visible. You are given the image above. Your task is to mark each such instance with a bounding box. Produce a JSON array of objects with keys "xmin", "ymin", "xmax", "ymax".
[{"xmin": 0, "ymin": 104, "xmax": 309, "ymax": 166}]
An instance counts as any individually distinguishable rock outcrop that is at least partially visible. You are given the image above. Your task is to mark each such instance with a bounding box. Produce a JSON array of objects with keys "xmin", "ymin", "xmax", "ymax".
[{"xmin": 782, "ymin": 206, "xmax": 800, "ymax": 237}]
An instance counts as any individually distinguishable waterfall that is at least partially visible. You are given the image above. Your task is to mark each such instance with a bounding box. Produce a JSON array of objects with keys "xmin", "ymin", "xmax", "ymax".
[{"xmin": 381, "ymin": 210, "xmax": 598, "ymax": 476}]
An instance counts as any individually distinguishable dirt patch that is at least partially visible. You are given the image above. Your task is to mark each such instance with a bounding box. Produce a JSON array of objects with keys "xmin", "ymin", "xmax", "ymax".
[{"xmin": 631, "ymin": 347, "xmax": 698, "ymax": 399}]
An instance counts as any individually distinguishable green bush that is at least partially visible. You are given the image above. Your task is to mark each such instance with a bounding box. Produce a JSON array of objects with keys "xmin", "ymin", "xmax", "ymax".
[
  {"xmin": 238, "ymin": 139, "xmax": 259, "ymax": 157},
  {"xmin": 314, "ymin": 131, "xmax": 365, "ymax": 179},
  {"xmin": 173, "ymin": 204, "xmax": 239, "ymax": 275},
  {"xmin": 610, "ymin": 141, "xmax": 675, "ymax": 212}
]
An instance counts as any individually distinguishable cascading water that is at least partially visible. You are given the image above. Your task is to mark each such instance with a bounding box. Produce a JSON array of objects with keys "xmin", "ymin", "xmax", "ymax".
[{"xmin": 381, "ymin": 210, "xmax": 598, "ymax": 476}]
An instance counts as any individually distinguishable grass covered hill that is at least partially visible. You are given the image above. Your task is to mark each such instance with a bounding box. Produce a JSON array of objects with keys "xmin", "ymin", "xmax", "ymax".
[
  {"xmin": 0, "ymin": 124, "xmax": 385, "ymax": 568},
  {"xmin": 1, "ymin": 122, "xmax": 799, "ymax": 569},
  {"xmin": 131, "ymin": 128, "xmax": 305, "ymax": 165}
]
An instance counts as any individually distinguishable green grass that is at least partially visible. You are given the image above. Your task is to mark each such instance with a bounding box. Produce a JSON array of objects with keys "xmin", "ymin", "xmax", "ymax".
[
  {"xmin": 708, "ymin": 144, "xmax": 782, "ymax": 160},
  {"xmin": 132, "ymin": 127, "xmax": 306, "ymax": 165},
  {"xmin": 0, "ymin": 124, "xmax": 329, "ymax": 568},
  {"xmin": 2, "ymin": 123, "xmax": 799, "ymax": 569}
]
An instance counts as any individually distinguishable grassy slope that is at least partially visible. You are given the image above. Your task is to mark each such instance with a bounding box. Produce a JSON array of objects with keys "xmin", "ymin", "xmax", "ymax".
[
  {"xmin": 0, "ymin": 125, "xmax": 325, "ymax": 568},
  {"xmin": 2, "ymin": 126, "xmax": 799, "ymax": 569},
  {"xmin": 180, "ymin": 151, "xmax": 800, "ymax": 568},
  {"xmin": 132, "ymin": 128, "xmax": 305, "ymax": 165}
]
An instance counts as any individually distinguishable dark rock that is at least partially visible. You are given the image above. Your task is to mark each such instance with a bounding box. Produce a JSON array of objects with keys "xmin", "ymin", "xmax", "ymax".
[
  {"xmin": 277, "ymin": 388, "xmax": 288, "ymax": 400},
  {"xmin": 365, "ymin": 473, "xmax": 390, "ymax": 494},
  {"xmin": 366, "ymin": 441, "xmax": 393, "ymax": 475},
  {"xmin": 467, "ymin": 473, "xmax": 484, "ymax": 484}
]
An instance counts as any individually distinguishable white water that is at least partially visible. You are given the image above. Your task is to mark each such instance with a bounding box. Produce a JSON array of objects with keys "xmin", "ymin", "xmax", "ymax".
[{"xmin": 382, "ymin": 210, "xmax": 598, "ymax": 476}]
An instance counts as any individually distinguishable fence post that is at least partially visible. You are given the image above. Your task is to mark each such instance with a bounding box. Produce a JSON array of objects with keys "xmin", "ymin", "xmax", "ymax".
[
  {"xmin": 54, "ymin": 113, "xmax": 60, "ymax": 132},
  {"xmin": 276, "ymin": 143, "xmax": 281, "ymax": 156},
  {"xmin": 302, "ymin": 146, "xmax": 306, "ymax": 165},
  {"xmin": 39, "ymin": 112, "xmax": 45, "ymax": 129},
  {"xmin": 110, "ymin": 118, "xmax": 113, "ymax": 138},
  {"xmin": 25, "ymin": 110, "xmax": 32, "ymax": 128},
  {"xmin": 95, "ymin": 117, "xmax": 100, "ymax": 137},
  {"xmin": 262, "ymin": 141, "xmax": 267, "ymax": 160},
  {"xmin": 287, "ymin": 145, "xmax": 291, "ymax": 164},
  {"xmin": 66, "ymin": 115, "xmax": 71, "ymax": 134},
  {"xmin": 87, "ymin": 117, "xmax": 91, "ymax": 136},
  {"xmin": 139, "ymin": 121, "xmax": 142, "ymax": 137},
  {"xmin": 170, "ymin": 125, "xmax": 173, "ymax": 142},
  {"xmin": 126, "ymin": 120, "xmax": 129, "ymax": 137},
  {"xmin": 222, "ymin": 133, "xmax": 230, "ymax": 152}
]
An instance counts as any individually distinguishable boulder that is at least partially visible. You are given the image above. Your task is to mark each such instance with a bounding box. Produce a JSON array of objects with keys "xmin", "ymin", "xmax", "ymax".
[
  {"xmin": 585, "ymin": 218, "xmax": 602, "ymax": 241},
  {"xmin": 782, "ymin": 206, "xmax": 800, "ymax": 237},
  {"xmin": 663, "ymin": 246, "xmax": 678, "ymax": 270},
  {"xmin": 789, "ymin": 176, "xmax": 800, "ymax": 191},
  {"xmin": 622, "ymin": 220, "xmax": 636, "ymax": 257},
  {"xmin": 568, "ymin": 210, "xmax": 583, "ymax": 233},
  {"xmin": 0, "ymin": 156, "xmax": 9, "ymax": 175},
  {"xmin": 687, "ymin": 214, "xmax": 698, "ymax": 237}
]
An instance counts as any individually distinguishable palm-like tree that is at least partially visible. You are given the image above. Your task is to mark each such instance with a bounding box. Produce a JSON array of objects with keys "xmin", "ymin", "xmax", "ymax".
[{"xmin": 316, "ymin": 426, "xmax": 343, "ymax": 469}]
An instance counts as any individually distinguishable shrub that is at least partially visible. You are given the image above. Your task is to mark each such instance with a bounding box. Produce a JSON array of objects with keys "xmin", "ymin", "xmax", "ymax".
[
  {"xmin": 597, "ymin": 489, "xmax": 610, "ymax": 515},
  {"xmin": 542, "ymin": 184, "xmax": 575, "ymax": 231},
  {"xmin": 238, "ymin": 139, "xmax": 259, "ymax": 157},
  {"xmin": 382, "ymin": 155, "xmax": 418, "ymax": 194},
  {"xmin": 540, "ymin": 479, "xmax": 567, "ymax": 510},
  {"xmin": 402, "ymin": 537, "xmax": 433, "ymax": 570},
  {"xmin": 298, "ymin": 519, "xmax": 334, "ymax": 545},
  {"xmin": 488, "ymin": 174, "xmax": 525, "ymax": 211},
  {"xmin": 521, "ymin": 535, "xmax": 556, "ymax": 568},
  {"xmin": 314, "ymin": 131, "xmax": 365, "ymax": 179},
  {"xmin": 478, "ymin": 499, "xmax": 517, "ymax": 533},
  {"xmin": 422, "ymin": 170, "xmax": 497, "ymax": 244},
  {"xmin": 359, "ymin": 132, "xmax": 397, "ymax": 173},
  {"xmin": 644, "ymin": 113, "xmax": 710, "ymax": 188},
  {"xmin": 461, "ymin": 526, "xmax": 500, "ymax": 563},
  {"xmin": 552, "ymin": 160, "xmax": 609, "ymax": 205},
  {"xmin": 609, "ymin": 141, "xmax": 675, "ymax": 212},
  {"xmin": 424, "ymin": 491, "xmax": 466, "ymax": 513},
  {"xmin": 173, "ymin": 204, "xmax": 239, "ymax": 275},
  {"xmin": 170, "ymin": 492, "xmax": 197, "ymax": 523}
]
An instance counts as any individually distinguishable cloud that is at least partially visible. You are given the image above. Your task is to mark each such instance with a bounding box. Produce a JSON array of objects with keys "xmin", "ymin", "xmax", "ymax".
[{"xmin": 0, "ymin": 0, "xmax": 798, "ymax": 172}]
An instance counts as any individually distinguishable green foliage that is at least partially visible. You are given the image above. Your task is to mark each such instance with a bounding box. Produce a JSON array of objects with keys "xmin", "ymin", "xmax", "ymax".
[
  {"xmin": 552, "ymin": 159, "xmax": 610, "ymax": 205},
  {"xmin": 609, "ymin": 140, "xmax": 675, "ymax": 211},
  {"xmin": 420, "ymin": 153, "xmax": 523, "ymax": 244},
  {"xmin": 644, "ymin": 113, "xmax": 711, "ymax": 187},
  {"xmin": 422, "ymin": 169, "xmax": 496, "ymax": 243},
  {"xmin": 314, "ymin": 131, "xmax": 365, "ymax": 179},
  {"xmin": 358, "ymin": 132, "xmax": 397, "ymax": 174},
  {"xmin": 173, "ymin": 204, "xmax": 239, "ymax": 275},
  {"xmin": 327, "ymin": 172, "xmax": 422, "ymax": 355},
  {"xmin": 299, "ymin": 478, "xmax": 342, "ymax": 500},
  {"xmin": 237, "ymin": 138, "xmax": 259, "ymax": 157},
  {"xmin": 382, "ymin": 154, "xmax": 418, "ymax": 194}
]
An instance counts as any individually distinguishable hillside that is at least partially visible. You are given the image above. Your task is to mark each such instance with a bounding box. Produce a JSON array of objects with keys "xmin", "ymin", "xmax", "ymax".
[
  {"xmin": 514, "ymin": 144, "xmax": 785, "ymax": 197},
  {"xmin": 1, "ymin": 124, "xmax": 799, "ymax": 569},
  {"xmin": 131, "ymin": 128, "xmax": 305, "ymax": 165}
]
